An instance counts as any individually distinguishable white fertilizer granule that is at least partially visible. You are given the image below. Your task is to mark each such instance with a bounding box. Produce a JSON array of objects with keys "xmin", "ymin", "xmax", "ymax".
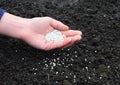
[{"xmin": 45, "ymin": 30, "xmax": 65, "ymax": 42}]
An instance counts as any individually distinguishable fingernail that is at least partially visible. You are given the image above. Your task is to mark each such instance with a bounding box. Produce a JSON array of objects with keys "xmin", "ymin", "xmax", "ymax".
[
  {"xmin": 77, "ymin": 36, "xmax": 81, "ymax": 40},
  {"xmin": 79, "ymin": 31, "xmax": 82, "ymax": 35}
]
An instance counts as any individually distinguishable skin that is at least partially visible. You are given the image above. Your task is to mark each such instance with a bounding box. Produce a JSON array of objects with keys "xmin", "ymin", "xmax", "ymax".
[{"xmin": 0, "ymin": 12, "xmax": 82, "ymax": 51}]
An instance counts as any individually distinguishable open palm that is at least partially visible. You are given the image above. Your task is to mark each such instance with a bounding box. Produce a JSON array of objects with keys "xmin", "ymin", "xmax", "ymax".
[{"xmin": 22, "ymin": 17, "xmax": 82, "ymax": 50}]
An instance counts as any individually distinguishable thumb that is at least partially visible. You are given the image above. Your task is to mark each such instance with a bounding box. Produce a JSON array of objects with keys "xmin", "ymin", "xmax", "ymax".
[{"xmin": 50, "ymin": 18, "xmax": 69, "ymax": 31}]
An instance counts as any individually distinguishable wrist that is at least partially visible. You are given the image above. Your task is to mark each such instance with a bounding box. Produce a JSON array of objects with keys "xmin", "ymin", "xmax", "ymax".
[{"xmin": 0, "ymin": 12, "xmax": 30, "ymax": 39}]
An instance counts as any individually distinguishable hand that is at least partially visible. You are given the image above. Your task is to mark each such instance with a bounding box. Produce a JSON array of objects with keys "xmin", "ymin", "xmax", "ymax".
[
  {"xmin": 0, "ymin": 13, "xmax": 82, "ymax": 50},
  {"xmin": 21, "ymin": 17, "xmax": 82, "ymax": 50}
]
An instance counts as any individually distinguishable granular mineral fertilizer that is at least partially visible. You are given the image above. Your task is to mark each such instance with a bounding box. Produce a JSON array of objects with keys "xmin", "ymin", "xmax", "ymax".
[{"xmin": 45, "ymin": 30, "xmax": 65, "ymax": 42}]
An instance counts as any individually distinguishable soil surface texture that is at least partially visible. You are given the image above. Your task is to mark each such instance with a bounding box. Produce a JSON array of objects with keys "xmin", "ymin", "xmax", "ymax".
[{"xmin": 0, "ymin": 0, "xmax": 120, "ymax": 85}]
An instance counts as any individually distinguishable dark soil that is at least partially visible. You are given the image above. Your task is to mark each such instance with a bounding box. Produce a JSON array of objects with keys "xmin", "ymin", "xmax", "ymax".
[{"xmin": 0, "ymin": 0, "xmax": 120, "ymax": 85}]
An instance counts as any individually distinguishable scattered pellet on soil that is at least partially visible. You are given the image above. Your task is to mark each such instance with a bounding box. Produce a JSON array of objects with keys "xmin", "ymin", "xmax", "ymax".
[
  {"xmin": 56, "ymin": 72, "xmax": 58, "ymax": 75},
  {"xmin": 99, "ymin": 76, "xmax": 102, "ymax": 79},
  {"xmin": 107, "ymin": 65, "xmax": 110, "ymax": 68},
  {"xmin": 34, "ymin": 73, "xmax": 36, "ymax": 75},
  {"xmin": 45, "ymin": 30, "xmax": 66, "ymax": 42},
  {"xmin": 22, "ymin": 58, "xmax": 25, "ymax": 60},
  {"xmin": 73, "ymin": 75, "xmax": 76, "ymax": 83},
  {"xmin": 15, "ymin": 50, "xmax": 18, "ymax": 52},
  {"xmin": 85, "ymin": 58, "xmax": 87, "ymax": 62},
  {"xmin": 74, "ymin": 51, "xmax": 77, "ymax": 54},
  {"xmin": 75, "ymin": 55, "xmax": 78, "ymax": 58},
  {"xmin": 88, "ymin": 76, "xmax": 91, "ymax": 79},
  {"xmin": 85, "ymin": 66, "xmax": 89, "ymax": 71}
]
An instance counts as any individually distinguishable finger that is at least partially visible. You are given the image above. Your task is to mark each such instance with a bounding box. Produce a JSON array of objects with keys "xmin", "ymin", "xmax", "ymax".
[
  {"xmin": 71, "ymin": 35, "xmax": 82, "ymax": 43},
  {"xmin": 51, "ymin": 35, "xmax": 81, "ymax": 49},
  {"xmin": 50, "ymin": 18, "xmax": 69, "ymax": 31},
  {"xmin": 62, "ymin": 30, "xmax": 82, "ymax": 37},
  {"xmin": 62, "ymin": 41, "xmax": 74, "ymax": 49},
  {"xmin": 62, "ymin": 35, "xmax": 82, "ymax": 48},
  {"xmin": 45, "ymin": 37, "xmax": 72, "ymax": 50}
]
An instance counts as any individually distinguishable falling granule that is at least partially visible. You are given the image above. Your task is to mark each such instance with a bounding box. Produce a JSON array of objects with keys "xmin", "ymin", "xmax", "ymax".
[{"xmin": 45, "ymin": 30, "xmax": 66, "ymax": 42}]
